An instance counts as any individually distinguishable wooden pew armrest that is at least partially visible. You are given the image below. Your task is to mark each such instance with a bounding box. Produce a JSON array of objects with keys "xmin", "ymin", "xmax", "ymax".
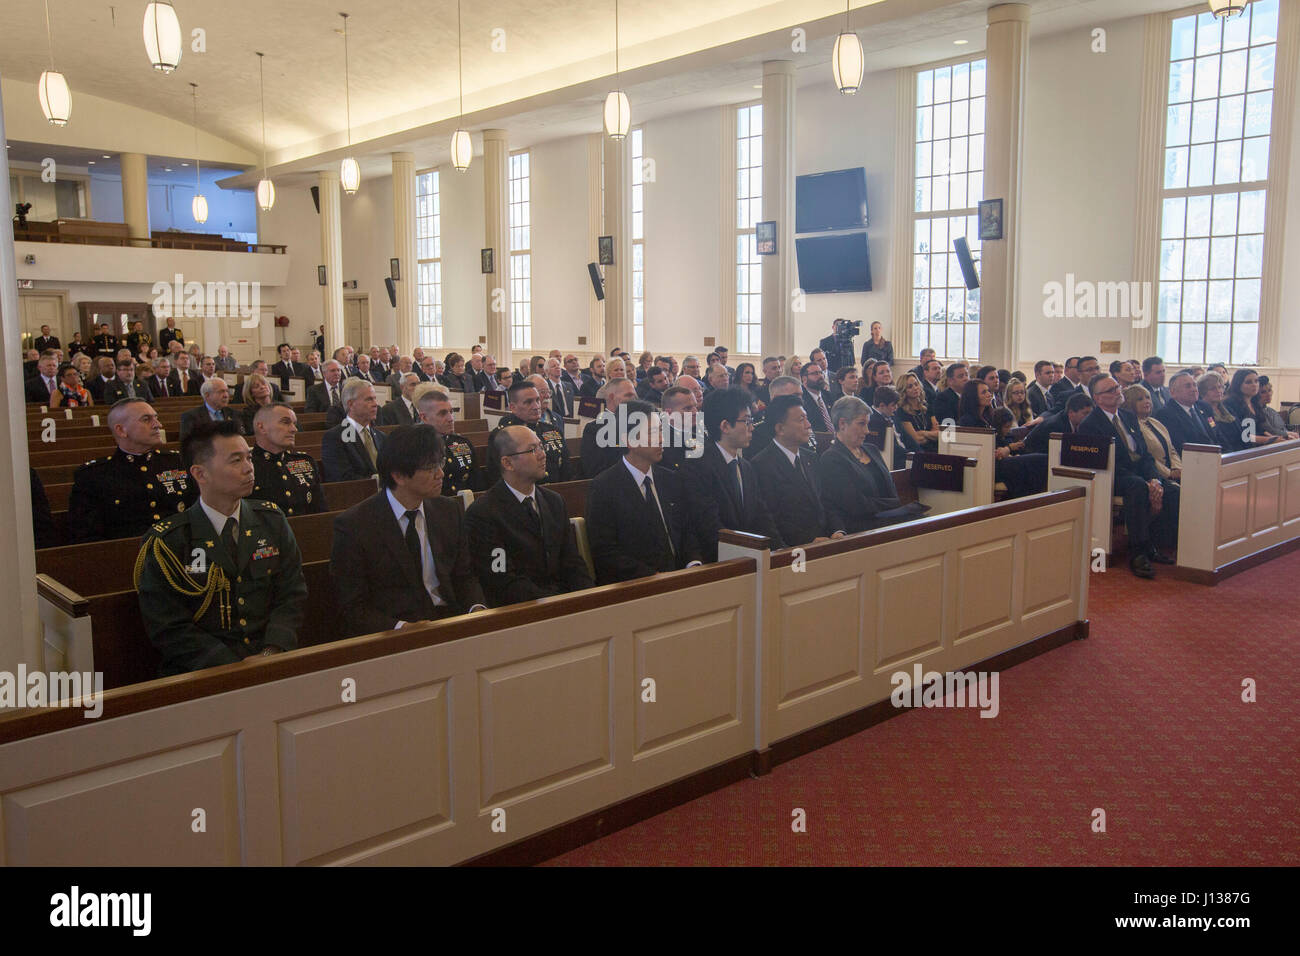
[{"xmin": 37, "ymin": 574, "xmax": 91, "ymax": 617}]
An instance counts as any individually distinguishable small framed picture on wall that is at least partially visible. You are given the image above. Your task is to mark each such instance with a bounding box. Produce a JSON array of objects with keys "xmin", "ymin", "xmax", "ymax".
[
  {"xmin": 317, "ymin": 265, "xmax": 327, "ymax": 286},
  {"xmin": 598, "ymin": 236, "xmax": 615, "ymax": 266},
  {"xmin": 481, "ymin": 248, "xmax": 494, "ymax": 274},
  {"xmin": 389, "ymin": 258, "xmax": 401, "ymax": 281},
  {"xmin": 755, "ymin": 220, "xmax": 777, "ymax": 256},
  {"xmin": 978, "ymin": 199, "xmax": 1004, "ymax": 240}
]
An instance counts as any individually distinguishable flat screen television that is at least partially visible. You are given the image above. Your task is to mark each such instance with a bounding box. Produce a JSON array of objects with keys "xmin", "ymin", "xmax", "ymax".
[
  {"xmin": 795, "ymin": 167, "xmax": 869, "ymax": 233},
  {"xmin": 795, "ymin": 232, "xmax": 872, "ymax": 294}
]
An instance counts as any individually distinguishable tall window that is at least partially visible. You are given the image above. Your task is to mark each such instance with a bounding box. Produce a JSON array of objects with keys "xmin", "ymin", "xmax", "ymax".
[
  {"xmin": 508, "ymin": 151, "xmax": 532, "ymax": 351},
  {"xmin": 631, "ymin": 127, "xmax": 645, "ymax": 353},
  {"xmin": 1157, "ymin": 1, "xmax": 1277, "ymax": 365},
  {"xmin": 736, "ymin": 103, "xmax": 763, "ymax": 355},
  {"xmin": 415, "ymin": 170, "xmax": 442, "ymax": 349},
  {"xmin": 911, "ymin": 58, "xmax": 985, "ymax": 360}
]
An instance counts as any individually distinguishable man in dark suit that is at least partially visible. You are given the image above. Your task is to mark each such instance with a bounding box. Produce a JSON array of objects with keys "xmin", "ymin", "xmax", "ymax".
[
  {"xmin": 1154, "ymin": 370, "xmax": 1221, "ymax": 453},
  {"xmin": 916, "ymin": 358, "xmax": 941, "ymax": 408},
  {"xmin": 33, "ymin": 325, "xmax": 60, "ymax": 353},
  {"xmin": 305, "ymin": 360, "xmax": 347, "ymax": 417},
  {"xmin": 465, "ymin": 425, "xmax": 594, "ymax": 606},
  {"xmin": 1079, "ymin": 374, "xmax": 1178, "ymax": 578},
  {"xmin": 685, "ymin": 387, "xmax": 784, "ymax": 561},
  {"xmin": 581, "ymin": 379, "xmax": 637, "ymax": 478},
  {"xmin": 635, "ymin": 366, "xmax": 671, "ymax": 407},
  {"xmin": 560, "ymin": 354, "xmax": 586, "ymax": 396},
  {"xmin": 146, "ymin": 358, "xmax": 176, "ymax": 399},
  {"xmin": 179, "ymin": 378, "xmax": 237, "ymax": 439},
  {"xmin": 1027, "ymin": 360, "xmax": 1055, "ymax": 417},
  {"xmin": 379, "ymin": 372, "xmax": 421, "ymax": 426},
  {"xmin": 931, "ymin": 362, "xmax": 968, "ymax": 425},
  {"xmin": 102, "ymin": 359, "xmax": 144, "ymax": 405},
  {"xmin": 1141, "ymin": 357, "xmax": 1170, "ymax": 414},
  {"xmin": 269, "ymin": 343, "xmax": 297, "ymax": 392},
  {"xmin": 800, "ymin": 362, "xmax": 836, "ymax": 434},
  {"xmin": 314, "ymin": 325, "xmax": 325, "ymax": 357},
  {"xmin": 1049, "ymin": 356, "xmax": 1099, "ymax": 412},
  {"xmin": 321, "ymin": 378, "xmax": 386, "ymax": 481},
  {"xmin": 24, "ymin": 352, "xmax": 60, "ymax": 404},
  {"xmin": 1023, "ymin": 392, "xmax": 1094, "ymax": 455},
  {"xmin": 86, "ymin": 357, "xmax": 116, "ymax": 405},
  {"xmin": 544, "ymin": 358, "xmax": 578, "ymax": 418},
  {"xmin": 168, "ymin": 352, "xmax": 204, "ymax": 397},
  {"xmin": 752, "ymin": 394, "xmax": 845, "ymax": 547},
  {"xmin": 579, "ymin": 357, "xmax": 608, "ymax": 399},
  {"xmin": 288, "ymin": 348, "xmax": 315, "ymax": 388},
  {"xmin": 585, "ymin": 400, "xmax": 705, "ymax": 583},
  {"xmin": 330, "ymin": 425, "xmax": 486, "ymax": 637},
  {"xmin": 749, "ymin": 376, "xmax": 816, "ymax": 459}
]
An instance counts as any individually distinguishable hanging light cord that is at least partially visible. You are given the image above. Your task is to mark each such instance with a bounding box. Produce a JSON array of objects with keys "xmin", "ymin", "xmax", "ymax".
[
  {"xmin": 614, "ymin": 0, "xmax": 620, "ymax": 82},
  {"xmin": 43, "ymin": 0, "xmax": 56, "ymax": 71},
  {"xmin": 192, "ymin": 83, "xmax": 201, "ymax": 192},
  {"xmin": 844, "ymin": 0, "xmax": 851, "ymax": 30},
  {"xmin": 457, "ymin": 0, "xmax": 464, "ymax": 119},
  {"xmin": 342, "ymin": 13, "xmax": 352, "ymax": 147},
  {"xmin": 258, "ymin": 52, "xmax": 268, "ymax": 178}
]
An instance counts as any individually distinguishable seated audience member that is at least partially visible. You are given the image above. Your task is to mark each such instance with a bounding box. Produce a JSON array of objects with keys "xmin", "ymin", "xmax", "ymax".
[
  {"xmin": 180, "ymin": 378, "xmax": 237, "ymax": 438},
  {"xmin": 1154, "ymin": 370, "xmax": 1220, "ymax": 453},
  {"xmin": 579, "ymin": 356, "xmax": 608, "ymax": 398},
  {"xmin": 439, "ymin": 352, "xmax": 472, "ymax": 392},
  {"xmin": 526, "ymin": 374, "xmax": 564, "ymax": 432},
  {"xmin": 1141, "ymin": 356, "xmax": 1170, "ymax": 413},
  {"xmin": 213, "ymin": 345, "xmax": 237, "ymax": 371},
  {"xmin": 1050, "ymin": 355, "xmax": 1099, "ymax": 411},
  {"xmin": 1254, "ymin": 376, "xmax": 1299, "ymax": 441},
  {"xmin": 381, "ymin": 372, "xmax": 422, "ymax": 425},
  {"xmin": 1110, "ymin": 359, "xmax": 1138, "ymax": 386},
  {"xmin": 24, "ymin": 351, "xmax": 60, "ymax": 404},
  {"xmin": 50, "ymin": 364, "xmax": 93, "ymax": 407},
  {"xmin": 250, "ymin": 403, "xmax": 324, "ymax": 516},
  {"xmin": 907, "ymin": 348, "xmax": 937, "ymax": 386},
  {"xmin": 931, "ymin": 362, "xmax": 968, "ymax": 425},
  {"xmin": 680, "ymin": 355, "xmax": 702, "ymax": 382},
  {"xmin": 582, "ymin": 378, "xmax": 637, "ymax": 478},
  {"xmin": 560, "ymin": 353, "xmax": 585, "ymax": 395},
  {"xmin": 862, "ymin": 359, "xmax": 894, "ymax": 408},
  {"xmin": 972, "ymin": 365, "xmax": 1002, "ymax": 408},
  {"xmin": 868, "ymin": 385, "xmax": 909, "ymax": 469},
  {"xmin": 1023, "ymin": 392, "xmax": 1094, "ymax": 455},
  {"xmin": 30, "ymin": 468, "xmax": 57, "ymax": 550},
  {"xmin": 1225, "ymin": 368, "xmax": 1286, "ymax": 446},
  {"xmin": 321, "ymin": 378, "xmax": 386, "ymax": 481},
  {"xmin": 800, "ymin": 362, "xmax": 836, "ymax": 433},
  {"xmin": 634, "ymin": 351, "xmax": 655, "ymax": 381},
  {"xmin": 416, "ymin": 386, "xmax": 484, "ymax": 495},
  {"xmin": 586, "ymin": 401, "xmax": 705, "ymax": 583},
  {"xmin": 1207, "ymin": 363, "xmax": 1228, "ymax": 380},
  {"xmin": 198, "ymin": 356, "xmax": 220, "ymax": 387},
  {"xmin": 68, "ymin": 398, "xmax": 196, "ymax": 542},
  {"xmin": 754, "ymin": 356, "xmax": 783, "ymax": 404},
  {"xmin": 731, "ymin": 363, "xmax": 764, "ymax": 406},
  {"xmin": 1197, "ymin": 372, "xmax": 1250, "ymax": 452},
  {"xmin": 1079, "ymin": 374, "xmax": 1179, "ymax": 577},
  {"xmin": 637, "ymin": 365, "xmax": 673, "ymax": 407},
  {"xmin": 386, "ymin": 356, "xmax": 415, "ymax": 392},
  {"xmin": 135, "ymin": 420, "xmax": 306, "ymax": 675},
  {"xmin": 269, "ymin": 343, "xmax": 297, "ymax": 391},
  {"xmin": 750, "ymin": 375, "xmax": 815, "ymax": 458},
  {"xmin": 1027, "ymin": 360, "xmax": 1055, "ymax": 416},
  {"xmin": 545, "ymin": 357, "xmax": 577, "ymax": 418},
  {"xmin": 703, "ymin": 361, "xmax": 731, "ymax": 395},
  {"xmin": 170, "ymin": 352, "xmax": 203, "ymax": 396},
  {"xmin": 494, "ymin": 367, "xmax": 515, "ymax": 391},
  {"xmin": 752, "ymin": 394, "xmax": 846, "ymax": 547},
  {"xmin": 330, "ymin": 425, "xmax": 486, "ymax": 637},
  {"xmin": 674, "ymin": 373, "xmax": 705, "ymax": 410},
  {"xmin": 606, "ymin": 356, "xmax": 630, "ymax": 384},
  {"xmin": 238, "ymin": 372, "xmax": 277, "ymax": 435},
  {"xmin": 1123, "ymin": 385, "xmax": 1180, "ymax": 481},
  {"xmin": 828, "ymin": 365, "xmax": 861, "ymax": 404},
  {"xmin": 959, "ymin": 379, "xmax": 1046, "ymax": 499},
  {"xmin": 306, "ymin": 360, "xmax": 347, "ymax": 420},
  {"xmin": 465, "ymin": 425, "xmax": 594, "ymax": 606},
  {"xmin": 1003, "ymin": 378, "xmax": 1039, "ymax": 427},
  {"xmin": 687, "ymin": 387, "xmax": 784, "ymax": 561},
  {"xmin": 467, "ymin": 352, "xmax": 490, "ymax": 392},
  {"xmin": 894, "ymin": 372, "xmax": 939, "ymax": 453},
  {"xmin": 352, "ymin": 353, "xmax": 381, "ymax": 385},
  {"xmin": 659, "ymin": 384, "xmax": 704, "ymax": 472},
  {"xmin": 818, "ymin": 396, "xmax": 928, "ymax": 533},
  {"xmin": 86, "ymin": 356, "xmax": 115, "ymax": 404},
  {"xmin": 489, "ymin": 379, "xmax": 573, "ymax": 484},
  {"xmin": 102, "ymin": 359, "xmax": 142, "ymax": 404}
]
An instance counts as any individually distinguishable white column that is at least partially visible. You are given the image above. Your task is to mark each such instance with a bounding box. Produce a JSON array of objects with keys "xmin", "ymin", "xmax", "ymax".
[
  {"xmin": 120, "ymin": 152, "xmax": 151, "ymax": 248},
  {"xmin": 0, "ymin": 86, "xmax": 40, "ymax": 672},
  {"xmin": 761, "ymin": 60, "xmax": 797, "ymax": 359},
  {"xmin": 602, "ymin": 133, "xmax": 634, "ymax": 356},
  {"xmin": 391, "ymin": 152, "xmax": 419, "ymax": 355},
  {"xmin": 482, "ymin": 129, "xmax": 512, "ymax": 370},
  {"xmin": 980, "ymin": 3, "xmax": 1030, "ymax": 370},
  {"xmin": 318, "ymin": 169, "xmax": 345, "ymax": 356}
]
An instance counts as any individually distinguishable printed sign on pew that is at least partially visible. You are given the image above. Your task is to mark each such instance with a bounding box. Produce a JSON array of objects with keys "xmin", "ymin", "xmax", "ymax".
[
  {"xmin": 1060, "ymin": 432, "xmax": 1109, "ymax": 470},
  {"xmin": 910, "ymin": 452, "xmax": 965, "ymax": 493}
]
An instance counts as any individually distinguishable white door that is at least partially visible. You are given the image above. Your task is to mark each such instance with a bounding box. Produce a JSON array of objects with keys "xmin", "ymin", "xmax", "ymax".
[
  {"xmin": 176, "ymin": 316, "xmax": 203, "ymax": 354},
  {"xmin": 344, "ymin": 295, "xmax": 370, "ymax": 349},
  {"xmin": 20, "ymin": 293, "xmax": 69, "ymax": 347}
]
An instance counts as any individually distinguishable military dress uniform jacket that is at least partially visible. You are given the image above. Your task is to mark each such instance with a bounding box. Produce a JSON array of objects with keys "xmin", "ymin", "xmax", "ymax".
[
  {"xmin": 251, "ymin": 445, "xmax": 325, "ymax": 516},
  {"xmin": 91, "ymin": 333, "xmax": 119, "ymax": 357},
  {"xmin": 135, "ymin": 499, "xmax": 308, "ymax": 675},
  {"xmin": 488, "ymin": 413, "xmax": 572, "ymax": 485},
  {"xmin": 68, "ymin": 447, "xmax": 197, "ymax": 543},
  {"xmin": 441, "ymin": 431, "xmax": 484, "ymax": 495}
]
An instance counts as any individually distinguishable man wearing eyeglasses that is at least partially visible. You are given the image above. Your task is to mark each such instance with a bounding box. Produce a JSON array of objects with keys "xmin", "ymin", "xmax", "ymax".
[
  {"xmin": 464, "ymin": 425, "xmax": 594, "ymax": 607},
  {"xmin": 685, "ymin": 386, "xmax": 784, "ymax": 563},
  {"xmin": 1078, "ymin": 373, "xmax": 1179, "ymax": 579}
]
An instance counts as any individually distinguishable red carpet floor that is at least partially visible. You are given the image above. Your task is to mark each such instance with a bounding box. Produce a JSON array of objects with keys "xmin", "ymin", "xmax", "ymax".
[{"xmin": 545, "ymin": 552, "xmax": 1300, "ymax": 866}]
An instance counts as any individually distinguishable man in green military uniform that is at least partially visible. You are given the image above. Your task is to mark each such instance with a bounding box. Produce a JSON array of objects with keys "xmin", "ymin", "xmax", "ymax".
[
  {"xmin": 68, "ymin": 398, "xmax": 197, "ymax": 543},
  {"xmin": 488, "ymin": 379, "xmax": 572, "ymax": 485},
  {"xmin": 416, "ymin": 387, "xmax": 484, "ymax": 495},
  {"xmin": 249, "ymin": 402, "xmax": 325, "ymax": 515},
  {"xmin": 135, "ymin": 420, "xmax": 308, "ymax": 676}
]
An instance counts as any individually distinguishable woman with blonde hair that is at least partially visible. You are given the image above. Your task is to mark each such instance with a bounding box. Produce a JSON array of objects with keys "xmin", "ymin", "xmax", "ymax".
[
  {"xmin": 635, "ymin": 350, "xmax": 654, "ymax": 381},
  {"xmin": 1124, "ymin": 385, "xmax": 1181, "ymax": 481},
  {"xmin": 894, "ymin": 372, "xmax": 939, "ymax": 453},
  {"xmin": 606, "ymin": 356, "xmax": 628, "ymax": 381},
  {"xmin": 238, "ymin": 372, "xmax": 276, "ymax": 435},
  {"xmin": 1003, "ymin": 379, "xmax": 1039, "ymax": 428},
  {"xmin": 782, "ymin": 355, "xmax": 803, "ymax": 378},
  {"xmin": 1197, "ymin": 372, "xmax": 1249, "ymax": 452}
]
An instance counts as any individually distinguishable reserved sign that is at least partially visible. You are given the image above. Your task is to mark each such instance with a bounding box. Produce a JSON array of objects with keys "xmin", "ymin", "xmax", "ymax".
[
  {"xmin": 1060, "ymin": 432, "xmax": 1110, "ymax": 470},
  {"xmin": 578, "ymin": 396, "xmax": 605, "ymax": 419},
  {"xmin": 483, "ymin": 391, "xmax": 504, "ymax": 411},
  {"xmin": 910, "ymin": 452, "xmax": 965, "ymax": 492}
]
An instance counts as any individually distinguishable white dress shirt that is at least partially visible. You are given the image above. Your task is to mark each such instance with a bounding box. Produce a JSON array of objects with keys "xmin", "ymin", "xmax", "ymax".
[
  {"xmin": 386, "ymin": 489, "xmax": 445, "ymax": 608},
  {"xmin": 199, "ymin": 498, "xmax": 240, "ymax": 538}
]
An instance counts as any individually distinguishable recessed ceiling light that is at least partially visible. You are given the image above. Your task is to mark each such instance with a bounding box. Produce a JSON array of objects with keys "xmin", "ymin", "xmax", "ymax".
[
  {"xmin": 164, "ymin": 166, "xmax": 172, "ymax": 172},
  {"xmin": 954, "ymin": 39, "xmax": 969, "ymax": 45},
  {"xmin": 102, "ymin": 154, "xmax": 110, "ymax": 158},
  {"xmin": 752, "ymin": 84, "xmax": 762, "ymax": 89},
  {"xmin": 181, "ymin": 162, "xmax": 189, "ymax": 166},
  {"xmin": 88, "ymin": 160, "xmax": 95, "ymax": 164}
]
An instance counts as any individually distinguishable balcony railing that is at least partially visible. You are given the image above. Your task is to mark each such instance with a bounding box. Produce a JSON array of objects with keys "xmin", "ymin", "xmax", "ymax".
[{"xmin": 12, "ymin": 219, "xmax": 285, "ymax": 254}]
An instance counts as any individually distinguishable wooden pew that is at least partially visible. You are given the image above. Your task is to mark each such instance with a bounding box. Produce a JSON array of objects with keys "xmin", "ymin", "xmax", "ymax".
[
  {"xmin": 938, "ymin": 425, "xmax": 997, "ymax": 505},
  {"xmin": 1046, "ymin": 432, "xmax": 1119, "ymax": 557}
]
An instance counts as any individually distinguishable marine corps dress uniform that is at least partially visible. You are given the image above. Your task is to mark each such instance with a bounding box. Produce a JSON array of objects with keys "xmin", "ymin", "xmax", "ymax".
[
  {"xmin": 441, "ymin": 431, "xmax": 484, "ymax": 495},
  {"xmin": 134, "ymin": 499, "xmax": 308, "ymax": 675},
  {"xmin": 67, "ymin": 447, "xmax": 197, "ymax": 543},
  {"xmin": 250, "ymin": 445, "xmax": 325, "ymax": 515}
]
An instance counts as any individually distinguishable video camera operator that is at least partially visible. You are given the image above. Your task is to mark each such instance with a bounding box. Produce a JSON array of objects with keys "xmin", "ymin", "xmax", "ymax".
[{"xmin": 818, "ymin": 318, "xmax": 859, "ymax": 375}]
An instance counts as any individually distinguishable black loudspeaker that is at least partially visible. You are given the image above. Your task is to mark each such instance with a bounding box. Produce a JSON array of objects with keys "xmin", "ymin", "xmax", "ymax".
[
  {"xmin": 310, "ymin": 186, "xmax": 321, "ymax": 214},
  {"xmin": 953, "ymin": 237, "xmax": 980, "ymax": 290},
  {"xmin": 384, "ymin": 277, "xmax": 397, "ymax": 308},
  {"xmin": 588, "ymin": 262, "xmax": 605, "ymax": 302}
]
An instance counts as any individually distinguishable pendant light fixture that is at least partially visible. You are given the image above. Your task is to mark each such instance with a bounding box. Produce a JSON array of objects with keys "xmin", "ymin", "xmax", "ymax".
[
  {"xmin": 1208, "ymin": 0, "xmax": 1246, "ymax": 19},
  {"xmin": 190, "ymin": 83, "xmax": 208, "ymax": 225},
  {"xmin": 255, "ymin": 52, "xmax": 276, "ymax": 210},
  {"xmin": 831, "ymin": 0, "xmax": 864, "ymax": 95},
  {"xmin": 143, "ymin": 1, "xmax": 183, "ymax": 74},
  {"xmin": 38, "ymin": 0, "xmax": 71, "ymax": 126},
  {"xmin": 339, "ymin": 12, "xmax": 361, "ymax": 194},
  {"xmin": 603, "ymin": 0, "xmax": 630, "ymax": 139},
  {"xmin": 450, "ymin": 0, "xmax": 472, "ymax": 171}
]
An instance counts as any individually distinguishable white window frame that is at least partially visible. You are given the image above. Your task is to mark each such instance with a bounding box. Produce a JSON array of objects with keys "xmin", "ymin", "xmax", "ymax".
[
  {"xmin": 508, "ymin": 149, "xmax": 532, "ymax": 352},
  {"xmin": 415, "ymin": 168, "xmax": 443, "ymax": 350},
  {"xmin": 631, "ymin": 127, "xmax": 645, "ymax": 354},
  {"xmin": 735, "ymin": 102, "xmax": 763, "ymax": 356}
]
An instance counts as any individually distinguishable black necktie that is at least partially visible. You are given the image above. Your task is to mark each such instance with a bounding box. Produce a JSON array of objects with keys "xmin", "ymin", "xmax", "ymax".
[
  {"xmin": 730, "ymin": 457, "xmax": 744, "ymax": 508},
  {"xmin": 220, "ymin": 518, "xmax": 238, "ymax": 559},
  {"xmin": 795, "ymin": 452, "xmax": 811, "ymax": 488},
  {"xmin": 404, "ymin": 509, "xmax": 423, "ymax": 572},
  {"xmin": 643, "ymin": 476, "xmax": 675, "ymax": 561},
  {"xmin": 524, "ymin": 495, "xmax": 545, "ymax": 550}
]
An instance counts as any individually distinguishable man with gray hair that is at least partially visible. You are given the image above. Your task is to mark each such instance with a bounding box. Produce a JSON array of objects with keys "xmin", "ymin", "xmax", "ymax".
[
  {"xmin": 416, "ymin": 387, "xmax": 483, "ymax": 495},
  {"xmin": 321, "ymin": 378, "xmax": 384, "ymax": 481},
  {"xmin": 250, "ymin": 402, "xmax": 324, "ymax": 516},
  {"xmin": 387, "ymin": 355, "xmax": 415, "ymax": 392},
  {"xmin": 380, "ymin": 371, "xmax": 422, "ymax": 426},
  {"xmin": 749, "ymin": 375, "xmax": 816, "ymax": 459},
  {"xmin": 581, "ymin": 378, "xmax": 638, "ymax": 478},
  {"xmin": 674, "ymin": 374, "xmax": 704, "ymax": 409},
  {"xmin": 306, "ymin": 359, "xmax": 346, "ymax": 416},
  {"xmin": 180, "ymin": 377, "xmax": 235, "ymax": 439},
  {"xmin": 681, "ymin": 355, "xmax": 702, "ymax": 381},
  {"xmin": 527, "ymin": 374, "xmax": 563, "ymax": 431}
]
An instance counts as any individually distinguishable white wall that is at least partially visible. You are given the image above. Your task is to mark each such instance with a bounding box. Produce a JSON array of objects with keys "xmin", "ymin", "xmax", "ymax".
[
  {"xmin": 440, "ymin": 159, "xmax": 487, "ymax": 351},
  {"xmin": 340, "ymin": 173, "xmax": 397, "ymax": 347},
  {"xmin": 529, "ymin": 136, "xmax": 595, "ymax": 352}
]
